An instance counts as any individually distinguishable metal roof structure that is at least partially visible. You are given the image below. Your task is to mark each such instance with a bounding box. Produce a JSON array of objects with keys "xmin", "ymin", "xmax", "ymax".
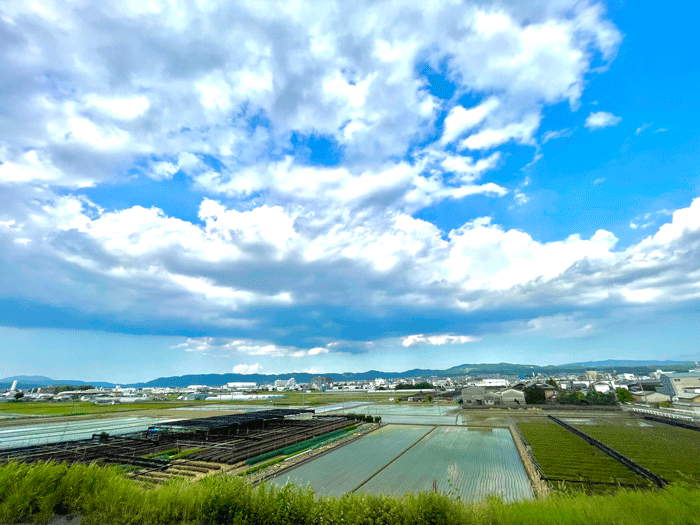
[{"xmin": 150, "ymin": 408, "xmax": 314, "ymax": 431}]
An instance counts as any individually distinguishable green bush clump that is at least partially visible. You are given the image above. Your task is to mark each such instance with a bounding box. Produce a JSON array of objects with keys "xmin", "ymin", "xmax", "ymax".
[{"xmin": 3, "ymin": 461, "xmax": 700, "ymax": 525}]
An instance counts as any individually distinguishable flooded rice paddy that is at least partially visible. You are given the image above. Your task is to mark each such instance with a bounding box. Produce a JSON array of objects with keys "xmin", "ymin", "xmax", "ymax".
[
  {"xmin": 271, "ymin": 423, "xmax": 533, "ymax": 502},
  {"xmin": 358, "ymin": 426, "xmax": 533, "ymax": 502},
  {"xmin": 271, "ymin": 425, "xmax": 432, "ymax": 496}
]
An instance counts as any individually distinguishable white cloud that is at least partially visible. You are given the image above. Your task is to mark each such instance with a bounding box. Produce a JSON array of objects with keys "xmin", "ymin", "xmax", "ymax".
[
  {"xmin": 402, "ymin": 334, "xmax": 480, "ymax": 347},
  {"xmin": 541, "ymin": 128, "xmax": 574, "ymax": 143},
  {"xmin": 635, "ymin": 122, "xmax": 651, "ymax": 135},
  {"xmin": 441, "ymin": 97, "xmax": 500, "ymax": 145},
  {"xmin": 0, "ymin": 0, "xmax": 621, "ymax": 191},
  {"xmin": 523, "ymin": 314, "xmax": 595, "ymax": 338},
  {"xmin": 232, "ymin": 363, "xmax": 263, "ymax": 374},
  {"xmin": 585, "ymin": 111, "xmax": 622, "ymax": 130},
  {"xmin": 460, "ymin": 114, "xmax": 540, "ymax": 150},
  {"xmin": 176, "ymin": 338, "xmax": 326, "ymax": 358}
]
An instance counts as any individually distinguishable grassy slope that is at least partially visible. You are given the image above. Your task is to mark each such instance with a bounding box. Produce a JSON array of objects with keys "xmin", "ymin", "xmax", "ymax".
[{"xmin": 2, "ymin": 461, "xmax": 700, "ymax": 525}]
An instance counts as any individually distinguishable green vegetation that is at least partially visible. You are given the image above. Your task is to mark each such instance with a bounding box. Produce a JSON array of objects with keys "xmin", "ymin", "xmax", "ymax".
[
  {"xmin": 517, "ymin": 421, "xmax": 648, "ymax": 490},
  {"xmin": 52, "ymin": 385, "xmax": 96, "ymax": 393},
  {"xmin": 143, "ymin": 449, "xmax": 180, "ymax": 460},
  {"xmin": 571, "ymin": 423, "xmax": 700, "ymax": 484},
  {"xmin": 246, "ymin": 427, "xmax": 359, "ymax": 465},
  {"xmin": 143, "ymin": 448, "xmax": 205, "ymax": 461},
  {"xmin": 558, "ymin": 391, "xmax": 617, "ymax": 406},
  {"xmin": 615, "ymin": 388, "xmax": 635, "ymax": 403},
  {"xmin": 2, "ymin": 461, "xmax": 700, "ymax": 525},
  {"xmin": 395, "ymin": 382, "xmax": 433, "ymax": 390},
  {"xmin": 0, "ymin": 401, "xmax": 190, "ymax": 417},
  {"xmin": 242, "ymin": 456, "xmax": 287, "ymax": 476},
  {"xmin": 524, "ymin": 386, "xmax": 545, "ymax": 405}
]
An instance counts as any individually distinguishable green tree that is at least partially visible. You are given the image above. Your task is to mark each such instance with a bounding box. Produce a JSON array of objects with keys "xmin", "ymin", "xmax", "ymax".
[
  {"xmin": 615, "ymin": 388, "xmax": 635, "ymax": 403},
  {"xmin": 524, "ymin": 385, "xmax": 546, "ymax": 404}
]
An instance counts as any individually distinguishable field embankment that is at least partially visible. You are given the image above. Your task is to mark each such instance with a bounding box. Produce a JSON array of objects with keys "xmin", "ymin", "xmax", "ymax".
[{"xmin": 2, "ymin": 461, "xmax": 700, "ymax": 525}]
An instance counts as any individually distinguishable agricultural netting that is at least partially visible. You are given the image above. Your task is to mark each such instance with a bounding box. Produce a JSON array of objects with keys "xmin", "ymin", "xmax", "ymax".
[{"xmin": 0, "ymin": 417, "xmax": 170, "ymax": 449}]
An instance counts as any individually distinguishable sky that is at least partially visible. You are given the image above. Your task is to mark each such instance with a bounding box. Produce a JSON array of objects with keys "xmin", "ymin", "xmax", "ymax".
[{"xmin": 0, "ymin": 1, "xmax": 699, "ymax": 383}]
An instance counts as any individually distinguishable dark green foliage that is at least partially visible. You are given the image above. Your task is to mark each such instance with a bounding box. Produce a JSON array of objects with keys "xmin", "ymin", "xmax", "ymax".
[
  {"xmin": 559, "ymin": 391, "xmax": 617, "ymax": 406},
  {"xmin": 546, "ymin": 378, "xmax": 559, "ymax": 390},
  {"xmin": 2, "ymin": 461, "xmax": 700, "ymax": 524},
  {"xmin": 395, "ymin": 382, "xmax": 433, "ymax": 390},
  {"xmin": 615, "ymin": 388, "xmax": 635, "ymax": 403},
  {"xmin": 524, "ymin": 385, "xmax": 546, "ymax": 404}
]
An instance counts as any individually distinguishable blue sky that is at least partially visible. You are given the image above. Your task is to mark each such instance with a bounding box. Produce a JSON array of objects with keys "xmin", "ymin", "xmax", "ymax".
[{"xmin": 0, "ymin": 1, "xmax": 699, "ymax": 382}]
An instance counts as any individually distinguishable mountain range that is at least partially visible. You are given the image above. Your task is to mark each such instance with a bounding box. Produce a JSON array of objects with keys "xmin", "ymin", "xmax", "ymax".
[{"xmin": 1, "ymin": 360, "xmax": 693, "ymax": 390}]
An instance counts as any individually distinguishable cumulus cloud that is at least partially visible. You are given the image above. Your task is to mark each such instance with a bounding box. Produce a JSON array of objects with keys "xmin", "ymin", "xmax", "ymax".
[
  {"xmin": 232, "ymin": 363, "xmax": 263, "ymax": 374},
  {"xmin": 11, "ymin": 0, "xmax": 689, "ymax": 365},
  {"xmin": 175, "ymin": 338, "xmax": 329, "ymax": 358},
  {"xmin": 585, "ymin": 111, "xmax": 622, "ymax": 129}
]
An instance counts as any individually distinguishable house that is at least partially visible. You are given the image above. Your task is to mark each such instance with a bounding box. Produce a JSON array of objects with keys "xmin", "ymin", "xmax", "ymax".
[
  {"xmin": 461, "ymin": 386, "xmax": 486, "ymax": 406},
  {"xmin": 632, "ymin": 391, "xmax": 671, "ymax": 404}
]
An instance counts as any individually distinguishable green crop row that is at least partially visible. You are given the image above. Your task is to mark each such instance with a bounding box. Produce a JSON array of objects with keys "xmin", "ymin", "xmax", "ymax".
[
  {"xmin": 2, "ymin": 461, "xmax": 700, "ymax": 525},
  {"xmin": 242, "ymin": 456, "xmax": 288, "ymax": 476},
  {"xmin": 246, "ymin": 427, "xmax": 356, "ymax": 465},
  {"xmin": 572, "ymin": 423, "xmax": 700, "ymax": 484},
  {"xmin": 517, "ymin": 422, "xmax": 647, "ymax": 490}
]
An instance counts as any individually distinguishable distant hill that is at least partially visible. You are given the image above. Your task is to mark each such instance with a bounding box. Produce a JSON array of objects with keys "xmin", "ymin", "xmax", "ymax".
[
  {"xmin": 3, "ymin": 360, "xmax": 695, "ymax": 390},
  {"xmin": 0, "ymin": 375, "xmax": 115, "ymax": 389},
  {"xmin": 564, "ymin": 359, "xmax": 690, "ymax": 367},
  {"xmin": 131, "ymin": 369, "xmax": 447, "ymax": 388}
]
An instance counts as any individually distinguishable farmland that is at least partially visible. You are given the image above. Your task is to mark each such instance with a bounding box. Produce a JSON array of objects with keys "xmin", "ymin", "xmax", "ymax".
[
  {"xmin": 0, "ymin": 401, "xmax": 191, "ymax": 418},
  {"xmin": 273, "ymin": 424, "xmax": 533, "ymax": 502},
  {"xmin": 271, "ymin": 424, "xmax": 432, "ymax": 496},
  {"xmin": 335, "ymin": 404, "xmax": 461, "ymax": 425},
  {"xmin": 571, "ymin": 421, "xmax": 700, "ymax": 484},
  {"xmin": 517, "ymin": 420, "xmax": 648, "ymax": 491},
  {"xmin": 358, "ymin": 426, "xmax": 533, "ymax": 502}
]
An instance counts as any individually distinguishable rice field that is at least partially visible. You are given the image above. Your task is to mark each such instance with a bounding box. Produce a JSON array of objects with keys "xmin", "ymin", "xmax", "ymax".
[
  {"xmin": 273, "ymin": 424, "xmax": 533, "ymax": 502},
  {"xmin": 333, "ymin": 403, "xmax": 461, "ymax": 425},
  {"xmin": 517, "ymin": 421, "xmax": 648, "ymax": 489},
  {"xmin": 358, "ymin": 426, "xmax": 533, "ymax": 503},
  {"xmin": 271, "ymin": 424, "xmax": 432, "ymax": 496},
  {"xmin": 571, "ymin": 421, "xmax": 700, "ymax": 484}
]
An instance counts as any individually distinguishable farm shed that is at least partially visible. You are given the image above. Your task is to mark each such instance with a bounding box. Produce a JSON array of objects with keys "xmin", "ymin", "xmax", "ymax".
[{"xmin": 500, "ymin": 388, "xmax": 526, "ymax": 407}]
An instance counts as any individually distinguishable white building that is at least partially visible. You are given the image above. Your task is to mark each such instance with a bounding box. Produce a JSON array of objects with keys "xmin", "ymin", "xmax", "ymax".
[{"xmin": 225, "ymin": 382, "xmax": 257, "ymax": 390}]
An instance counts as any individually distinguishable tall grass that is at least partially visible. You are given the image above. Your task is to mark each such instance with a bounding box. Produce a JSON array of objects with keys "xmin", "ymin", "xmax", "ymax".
[{"xmin": 1, "ymin": 461, "xmax": 700, "ymax": 524}]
